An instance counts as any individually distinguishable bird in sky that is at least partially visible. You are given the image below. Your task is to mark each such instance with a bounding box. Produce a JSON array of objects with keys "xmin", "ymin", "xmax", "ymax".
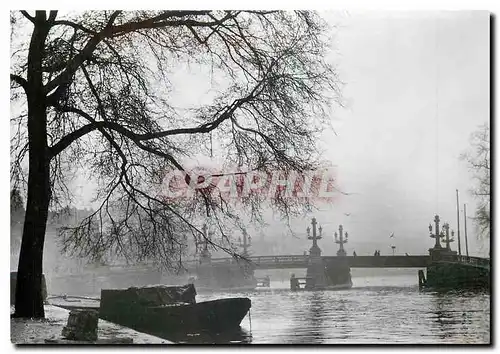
[
  {"xmin": 389, "ymin": 232, "xmax": 395, "ymax": 238},
  {"xmin": 344, "ymin": 213, "xmax": 351, "ymax": 216}
]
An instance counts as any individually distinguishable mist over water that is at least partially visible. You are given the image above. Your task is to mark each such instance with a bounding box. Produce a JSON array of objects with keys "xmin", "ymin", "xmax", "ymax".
[
  {"xmin": 192, "ymin": 273, "xmax": 490, "ymax": 344},
  {"xmin": 39, "ymin": 259, "xmax": 489, "ymax": 344},
  {"xmin": 9, "ymin": 11, "xmax": 489, "ymax": 346}
]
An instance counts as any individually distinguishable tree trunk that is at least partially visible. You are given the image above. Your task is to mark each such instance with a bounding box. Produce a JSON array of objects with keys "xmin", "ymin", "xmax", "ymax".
[{"xmin": 13, "ymin": 11, "xmax": 51, "ymax": 319}]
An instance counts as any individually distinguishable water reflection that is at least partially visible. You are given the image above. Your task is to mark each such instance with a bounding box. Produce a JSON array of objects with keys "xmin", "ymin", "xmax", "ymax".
[
  {"xmin": 306, "ymin": 292, "xmax": 326, "ymax": 343},
  {"xmin": 170, "ymin": 278, "xmax": 490, "ymax": 344},
  {"xmin": 428, "ymin": 289, "xmax": 490, "ymax": 344},
  {"xmin": 431, "ymin": 292, "xmax": 460, "ymax": 340},
  {"xmin": 282, "ymin": 291, "xmax": 325, "ymax": 344},
  {"xmin": 283, "ymin": 291, "xmax": 354, "ymax": 343},
  {"xmin": 333, "ymin": 297, "xmax": 351, "ymax": 341},
  {"xmin": 153, "ymin": 327, "xmax": 252, "ymax": 344}
]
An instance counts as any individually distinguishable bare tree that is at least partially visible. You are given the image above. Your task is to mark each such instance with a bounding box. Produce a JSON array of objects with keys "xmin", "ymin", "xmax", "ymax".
[
  {"xmin": 461, "ymin": 123, "xmax": 490, "ymax": 240},
  {"xmin": 10, "ymin": 10, "xmax": 341, "ymax": 318},
  {"xmin": 10, "ymin": 188, "xmax": 24, "ymax": 262}
]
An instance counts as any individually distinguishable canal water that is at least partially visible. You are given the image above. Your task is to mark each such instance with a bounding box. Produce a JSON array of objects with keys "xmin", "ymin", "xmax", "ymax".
[{"xmin": 186, "ymin": 271, "xmax": 490, "ymax": 344}]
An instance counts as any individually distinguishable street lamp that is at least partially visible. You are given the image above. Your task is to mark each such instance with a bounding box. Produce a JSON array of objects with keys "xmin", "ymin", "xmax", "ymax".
[
  {"xmin": 237, "ymin": 230, "xmax": 252, "ymax": 256},
  {"xmin": 441, "ymin": 223, "xmax": 455, "ymax": 251},
  {"xmin": 307, "ymin": 217, "xmax": 322, "ymax": 257},
  {"xmin": 335, "ymin": 225, "xmax": 348, "ymax": 256},
  {"xmin": 429, "ymin": 215, "xmax": 443, "ymax": 249},
  {"xmin": 196, "ymin": 224, "xmax": 212, "ymax": 262}
]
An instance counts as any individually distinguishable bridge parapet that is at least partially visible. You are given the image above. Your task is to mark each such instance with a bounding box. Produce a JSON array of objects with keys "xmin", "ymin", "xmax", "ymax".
[
  {"xmin": 185, "ymin": 254, "xmax": 310, "ymax": 270},
  {"xmin": 184, "ymin": 254, "xmax": 489, "ymax": 271},
  {"xmin": 324, "ymin": 255, "xmax": 430, "ymax": 268},
  {"xmin": 250, "ymin": 255, "xmax": 309, "ymax": 265},
  {"xmin": 437, "ymin": 254, "xmax": 490, "ymax": 269}
]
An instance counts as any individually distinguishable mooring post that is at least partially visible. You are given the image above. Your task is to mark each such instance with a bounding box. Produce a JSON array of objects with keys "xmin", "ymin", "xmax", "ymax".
[
  {"xmin": 418, "ymin": 269, "xmax": 427, "ymax": 289},
  {"xmin": 456, "ymin": 189, "xmax": 462, "ymax": 256},
  {"xmin": 464, "ymin": 203, "xmax": 469, "ymax": 257}
]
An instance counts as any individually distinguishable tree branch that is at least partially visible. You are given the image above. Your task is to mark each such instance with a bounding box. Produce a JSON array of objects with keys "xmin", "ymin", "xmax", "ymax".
[
  {"xmin": 105, "ymin": 11, "xmax": 122, "ymax": 28},
  {"xmin": 49, "ymin": 77, "xmax": 263, "ymax": 159},
  {"xmin": 48, "ymin": 10, "xmax": 58, "ymax": 23},
  {"xmin": 44, "ymin": 11, "xmax": 233, "ymax": 95},
  {"xmin": 10, "ymin": 74, "xmax": 28, "ymax": 93},
  {"xmin": 20, "ymin": 11, "xmax": 35, "ymax": 24},
  {"xmin": 48, "ymin": 103, "xmax": 186, "ymax": 174},
  {"xmin": 52, "ymin": 20, "xmax": 97, "ymax": 35},
  {"xmin": 49, "ymin": 120, "xmax": 98, "ymax": 157}
]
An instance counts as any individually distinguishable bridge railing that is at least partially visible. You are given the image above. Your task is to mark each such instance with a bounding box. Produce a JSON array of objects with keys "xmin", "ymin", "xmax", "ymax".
[
  {"xmin": 184, "ymin": 257, "xmax": 252, "ymax": 265},
  {"xmin": 209, "ymin": 257, "xmax": 236, "ymax": 264},
  {"xmin": 457, "ymin": 255, "xmax": 490, "ymax": 269},
  {"xmin": 437, "ymin": 254, "xmax": 490, "ymax": 269},
  {"xmin": 249, "ymin": 255, "xmax": 309, "ymax": 266},
  {"xmin": 190, "ymin": 254, "xmax": 309, "ymax": 267}
]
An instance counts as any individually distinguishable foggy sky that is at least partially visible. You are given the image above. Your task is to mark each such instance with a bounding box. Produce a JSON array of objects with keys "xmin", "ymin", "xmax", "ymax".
[
  {"xmin": 65, "ymin": 11, "xmax": 490, "ymax": 257},
  {"xmin": 313, "ymin": 11, "xmax": 489, "ymax": 256}
]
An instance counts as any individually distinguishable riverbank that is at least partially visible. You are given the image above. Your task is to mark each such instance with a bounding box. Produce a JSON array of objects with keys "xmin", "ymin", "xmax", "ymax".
[{"xmin": 11, "ymin": 305, "xmax": 172, "ymax": 344}]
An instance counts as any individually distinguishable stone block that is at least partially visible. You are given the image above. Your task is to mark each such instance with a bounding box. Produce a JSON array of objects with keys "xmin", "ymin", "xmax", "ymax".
[{"xmin": 61, "ymin": 309, "xmax": 99, "ymax": 342}]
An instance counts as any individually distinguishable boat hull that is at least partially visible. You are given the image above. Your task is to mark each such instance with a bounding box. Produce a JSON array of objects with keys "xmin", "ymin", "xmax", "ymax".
[
  {"xmin": 195, "ymin": 286, "xmax": 257, "ymax": 293},
  {"xmin": 99, "ymin": 297, "xmax": 251, "ymax": 337}
]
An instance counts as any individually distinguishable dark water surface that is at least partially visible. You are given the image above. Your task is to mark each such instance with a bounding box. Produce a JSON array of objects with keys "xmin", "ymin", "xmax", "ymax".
[{"xmin": 189, "ymin": 274, "xmax": 490, "ymax": 344}]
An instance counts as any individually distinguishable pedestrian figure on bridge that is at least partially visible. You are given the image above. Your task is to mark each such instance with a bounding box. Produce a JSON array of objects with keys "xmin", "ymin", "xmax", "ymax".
[
  {"xmin": 374, "ymin": 250, "xmax": 377, "ymax": 256},
  {"xmin": 405, "ymin": 253, "xmax": 409, "ymax": 256},
  {"xmin": 353, "ymin": 251, "xmax": 357, "ymax": 257}
]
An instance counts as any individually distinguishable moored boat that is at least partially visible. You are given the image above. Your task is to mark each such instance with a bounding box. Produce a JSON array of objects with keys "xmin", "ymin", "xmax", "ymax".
[
  {"xmin": 195, "ymin": 286, "xmax": 258, "ymax": 293},
  {"xmin": 98, "ymin": 284, "xmax": 251, "ymax": 338}
]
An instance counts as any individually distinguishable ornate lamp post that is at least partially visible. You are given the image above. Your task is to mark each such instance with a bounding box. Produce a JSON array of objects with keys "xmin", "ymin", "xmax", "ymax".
[
  {"xmin": 237, "ymin": 229, "xmax": 252, "ymax": 257},
  {"xmin": 197, "ymin": 224, "xmax": 212, "ymax": 263},
  {"xmin": 429, "ymin": 214, "xmax": 444, "ymax": 249},
  {"xmin": 442, "ymin": 223, "xmax": 455, "ymax": 251},
  {"xmin": 334, "ymin": 225, "xmax": 348, "ymax": 256},
  {"xmin": 308, "ymin": 217, "xmax": 322, "ymax": 257}
]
